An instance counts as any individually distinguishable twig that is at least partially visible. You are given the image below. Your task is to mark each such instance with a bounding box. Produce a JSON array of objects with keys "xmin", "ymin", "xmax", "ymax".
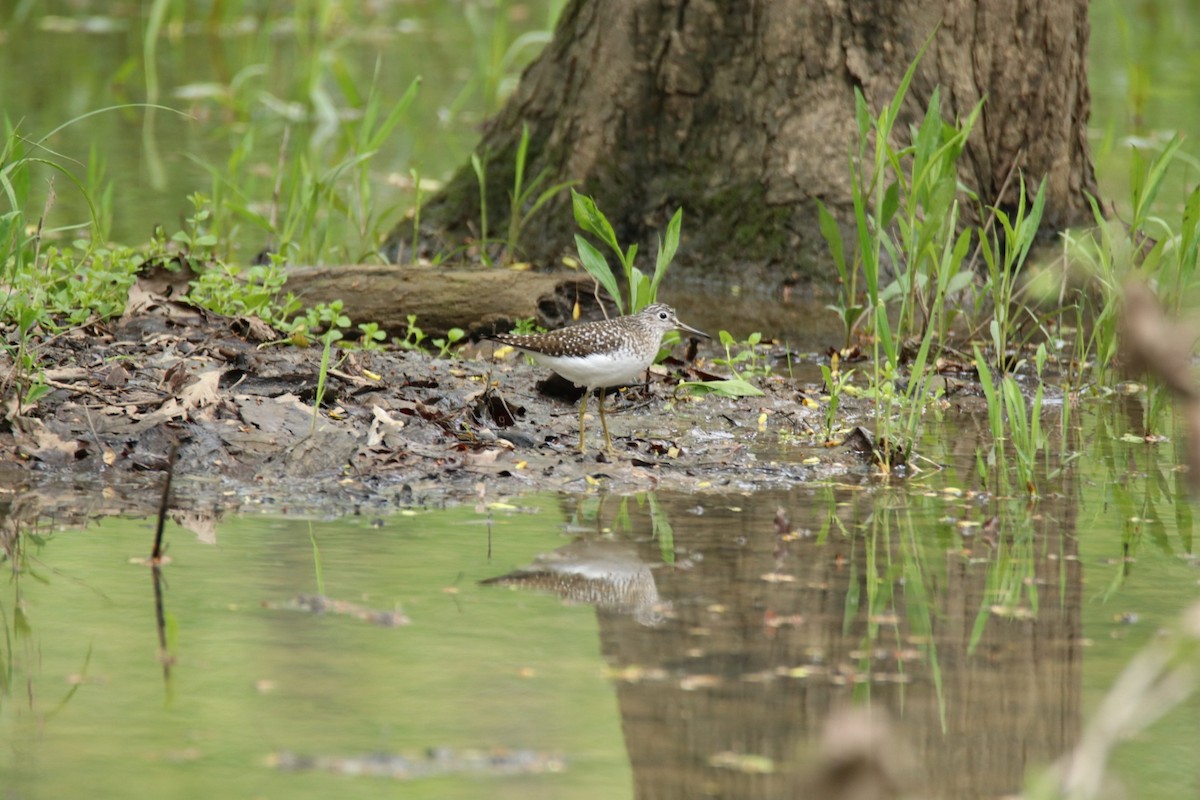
[{"xmin": 151, "ymin": 441, "xmax": 180, "ymax": 563}]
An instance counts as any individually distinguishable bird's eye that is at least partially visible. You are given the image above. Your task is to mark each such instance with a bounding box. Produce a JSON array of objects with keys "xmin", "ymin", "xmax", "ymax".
[{"xmin": 658, "ymin": 311, "xmax": 669, "ymax": 320}]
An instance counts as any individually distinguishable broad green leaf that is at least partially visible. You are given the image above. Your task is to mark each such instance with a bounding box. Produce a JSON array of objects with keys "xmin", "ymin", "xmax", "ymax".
[
  {"xmin": 571, "ymin": 189, "xmax": 619, "ymax": 251},
  {"xmin": 574, "ymin": 234, "xmax": 622, "ymax": 312},
  {"xmin": 678, "ymin": 379, "xmax": 765, "ymax": 398},
  {"xmin": 629, "ymin": 266, "xmax": 650, "ymax": 311}
]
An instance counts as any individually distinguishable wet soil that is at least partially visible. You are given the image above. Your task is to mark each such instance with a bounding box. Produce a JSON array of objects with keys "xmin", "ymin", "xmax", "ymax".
[{"xmin": 0, "ymin": 289, "xmax": 920, "ymax": 526}]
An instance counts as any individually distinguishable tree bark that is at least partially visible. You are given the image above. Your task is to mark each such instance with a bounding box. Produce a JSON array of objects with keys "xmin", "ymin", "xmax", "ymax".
[{"xmin": 389, "ymin": 0, "xmax": 1098, "ymax": 285}]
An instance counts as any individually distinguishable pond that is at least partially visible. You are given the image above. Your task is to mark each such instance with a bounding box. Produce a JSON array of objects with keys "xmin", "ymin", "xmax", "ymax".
[
  {"xmin": 2, "ymin": 2, "xmax": 1200, "ymax": 799},
  {"xmin": 4, "ymin": 399, "xmax": 1199, "ymax": 798}
]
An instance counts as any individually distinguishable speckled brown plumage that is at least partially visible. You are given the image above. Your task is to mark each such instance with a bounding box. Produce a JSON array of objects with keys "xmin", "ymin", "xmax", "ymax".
[
  {"xmin": 487, "ymin": 303, "xmax": 707, "ymax": 389},
  {"xmin": 486, "ymin": 303, "xmax": 709, "ymax": 453}
]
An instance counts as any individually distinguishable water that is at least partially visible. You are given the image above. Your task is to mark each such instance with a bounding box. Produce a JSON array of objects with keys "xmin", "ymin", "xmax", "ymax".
[
  {"xmin": 4, "ymin": 399, "xmax": 1198, "ymax": 798},
  {"xmin": 3, "ymin": 2, "xmax": 1200, "ymax": 797}
]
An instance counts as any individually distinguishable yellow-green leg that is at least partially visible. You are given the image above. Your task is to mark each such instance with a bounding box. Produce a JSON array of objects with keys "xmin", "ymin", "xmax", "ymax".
[
  {"xmin": 577, "ymin": 391, "xmax": 588, "ymax": 453},
  {"xmin": 597, "ymin": 387, "xmax": 614, "ymax": 454}
]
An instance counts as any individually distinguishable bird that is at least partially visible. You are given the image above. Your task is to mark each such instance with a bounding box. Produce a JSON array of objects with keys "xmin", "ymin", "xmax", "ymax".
[
  {"xmin": 480, "ymin": 539, "xmax": 669, "ymax": 626},
  {"xmin": 487, "ymin": 303, "xmax": 709, "ymax": 453}
]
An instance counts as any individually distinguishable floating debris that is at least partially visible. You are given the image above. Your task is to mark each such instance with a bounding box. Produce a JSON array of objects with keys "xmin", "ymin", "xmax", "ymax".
[
  {"xmin": 268, "ymin": 747, "xmax": 566, "ymax": 780},
  {"xmin": 263, "ymin": 594, "xmax": 410, "ymax": 627},
  {"xmin": 708, "ymin": 750, "xmax": 775, "ymax": 774}
]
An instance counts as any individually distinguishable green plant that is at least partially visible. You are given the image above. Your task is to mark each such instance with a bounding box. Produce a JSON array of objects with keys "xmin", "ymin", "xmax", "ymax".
[
  {"xmin": 470, "ymin": 147, "xmax": 490, "ymax": 264},
  {"xmin": 820, "ymin": 356, "xmax": 855, "ymax": 443},
  {"xmin": 978, "ymin": 175, "xmax": 1047, "ymax": 373},
  {"xmin": 341, "ymin": 70, "xmax": 422, "ymax": 260},
  {"xmin": 310, "ymin": 328, "xmax": 341, "ymax": 434},
  {"xmin": 827, "ymin": 48, "xmax": 953, "ymax": 469},
  {"xmin": 0, "ymin": 117, "xmax": 146, "ymax": 403},
  {"xmin": 711, "ymin": 330, "xmax": 771, "ymax": 378},
  {"xmin": 356, "ymin": 322, "xmax": 388, "ymax": 351},
  {"xmin": 409, "ymin": 167, "xmax": 423, "ymax": 265},
  {"xmin": 193, "ymin": 72, "xmax": 421, "ymax": 266},
  {"xmin": 431, "ymin": 327, "xmax": 466, "ymax": 358},
  {"xmin": 1061, "ymin": 136, "xmax": 1198, "ymax": 388},
  {"xmin": 571, "ymin": 189, "xmax": 682, "ymax": 315},
  {"xmin": 301, "ymin": 301, "xmax": 352, "ymax": 433},
  {"xmin": 510, "ymin": 316, "xmax": 544, "ymax": 335},
  {"xmin": 451, "ymin": 0, "xmax": 554, "ymax": 116},
  {"xmin": 678, "ymin": 330, "xmax": 764, "ymax": 399},
  {"xmin": 973, "ymin": 344, "xmax": 1047, "ymax": 494},
  {"xmin": 189, "ymin": 257, "xmax": 300, "ymax": 329},
  {"xmin": 502, "ymin": 123, "xmax": 576, "ymax": 264},
  {"xmin": 292, "ymin": 300, "xmax": 352, "ymax": 343},
  {"xmin": 823, "ymin": 86, "xmax": 982, "ymax": 353},
  {"xmin": 399, "ymin": 313, "xmax": 427, "ymax": 351}
]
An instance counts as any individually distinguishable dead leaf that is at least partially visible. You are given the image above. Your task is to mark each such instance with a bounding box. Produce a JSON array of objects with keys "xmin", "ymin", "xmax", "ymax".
[
  {"xmin": 366, "ymin": 405, "xmax": 406, "ymax": 448},
  {"xmin": 26, "ymin": 425, "xmax": 81, "ymax": 465},
  {"xmin": 154, "ymin": 369, "xmax": 224, "ymax": 423}
]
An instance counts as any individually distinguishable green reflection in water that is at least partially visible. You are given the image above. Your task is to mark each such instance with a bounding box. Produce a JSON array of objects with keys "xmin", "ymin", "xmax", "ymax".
[
  {"xmin": 0, "ymin": 435, "xmax": 1197, "ymax": 797},
  {"xmin": 1, "ymin": 503, "xmax": 630, "ymax": 799}
]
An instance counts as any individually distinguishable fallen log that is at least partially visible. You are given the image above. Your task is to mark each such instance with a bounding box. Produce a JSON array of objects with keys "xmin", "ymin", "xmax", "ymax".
[{"xmin": 283, "ymin": 264, "xmax": 611, "ymax": 338}]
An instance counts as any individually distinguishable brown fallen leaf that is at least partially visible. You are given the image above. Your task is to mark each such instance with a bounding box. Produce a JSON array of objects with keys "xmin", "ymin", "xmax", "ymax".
[{"xmin": 154, "ymin": 369, "xmax": 224, "ymax": 423}]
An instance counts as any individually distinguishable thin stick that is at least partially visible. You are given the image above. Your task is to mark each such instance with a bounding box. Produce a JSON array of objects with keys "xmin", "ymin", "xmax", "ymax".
[{"xmin": 151, "ymin": 442, "xmax": 180, "ymax": 563}]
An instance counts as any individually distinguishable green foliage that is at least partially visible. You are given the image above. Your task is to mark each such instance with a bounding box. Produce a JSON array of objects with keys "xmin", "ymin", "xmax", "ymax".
[
  {"xmin": 356, "ymin": 321, "xmax": 387, "ymax": 351},
  {"xmin": 431, "ymin": 327, "xmax": 466, "ymax": 358},
  {"xmin": 1059, "ymin": 135, "xmax": 1199, "ymax": 389},
  {"xmin": 470, "ymin": 123, "xmax": 578, "ymax": 266},
  {"xmin": 979, "ymin": 175, "xmax": 1047, "ymax": 372},
  {"xmin": 456, "ymin": 1, "xmax": 554, "ymax": 115},
  {"xmin": 503, "ymin": 123, "xmax": 577, "ymax": 264},
  {"xmin": 711, "ymin": 331, "xmax": 772, "ymax": 378},
  {"xmin": 399, "ymin": 313, "xmax": 426, "ymax": 351},
  {"xmin": 193, "ymin": 74, "xmax": 421, "ymax": 266},
  {"xmin": 470, "ymin": 148, "xmax": 490, "ymax": 264},
  {"xmin": 678, "ymin": 331, "xmax": 766, "ymax": 398},
  {"xmin": 154, "ymin": 193, "xmax": 303, "ymax": 329},
  {"xmin": 820, "ymin": 358, "xmax": 855, "ymax": 443},
  {"xmin": 973, "ymin": 344, "xmax": 1048, "ymax": 494},
  {"xmin": 821, "ymin": 34, "xmax": 958, "ymax": 470},
  {"xmin": 571, "ymin": 189, "xmax": 682, "ymax": 315},
  {"xmin": 510, "ymin": 317, "xmax": 544, "ymax": 335},
  {"xmin": 292, "ymin": 300, "xmax": 352, "ymax": 346}
]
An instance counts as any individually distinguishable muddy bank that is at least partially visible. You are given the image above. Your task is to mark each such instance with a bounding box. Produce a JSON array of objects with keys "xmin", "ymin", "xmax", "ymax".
[{"xmin": 0, "ymin": 297, "xmax": 889, "ymax": 529}]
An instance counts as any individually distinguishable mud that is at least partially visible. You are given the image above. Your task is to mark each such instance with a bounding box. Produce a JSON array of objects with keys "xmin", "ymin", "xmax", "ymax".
[{"xmin": 1, "ymin": 289, "xmax": 887, "ymax": 529}]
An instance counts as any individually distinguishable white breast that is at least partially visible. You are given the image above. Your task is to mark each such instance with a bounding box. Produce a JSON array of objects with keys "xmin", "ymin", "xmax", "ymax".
[{"xmin": 529, "ymin": 350, "xmax": 653, "ymax": 389}]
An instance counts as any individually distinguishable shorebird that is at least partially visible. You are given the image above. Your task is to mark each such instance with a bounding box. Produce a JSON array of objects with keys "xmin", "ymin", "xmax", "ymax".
[{"xmin": 488, "ymin": 303, "xmax": 709, "ymax": 453}]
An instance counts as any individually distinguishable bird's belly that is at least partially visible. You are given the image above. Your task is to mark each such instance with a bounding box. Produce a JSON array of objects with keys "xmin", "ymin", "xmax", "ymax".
[{"xmin": 531, "ymin": 352, "xmax": 651, "ymax": 389}]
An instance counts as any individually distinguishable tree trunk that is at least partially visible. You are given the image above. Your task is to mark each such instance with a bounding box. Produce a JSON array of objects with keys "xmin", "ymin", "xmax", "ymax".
[{"xmin": 389, "ymin": 0, "xmax": 1098, "ymax": 285}]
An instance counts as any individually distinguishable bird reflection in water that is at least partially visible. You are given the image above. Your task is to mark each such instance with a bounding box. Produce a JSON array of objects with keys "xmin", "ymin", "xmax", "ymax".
[{"xmin": 480, "ymin": 539, "xmax": 669, "ymax": 627}]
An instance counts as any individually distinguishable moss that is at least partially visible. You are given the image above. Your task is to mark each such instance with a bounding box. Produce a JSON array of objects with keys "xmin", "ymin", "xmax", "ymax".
[{"xmin": 687, "ymin": 182, "xmax": 793, "ymax": 260}]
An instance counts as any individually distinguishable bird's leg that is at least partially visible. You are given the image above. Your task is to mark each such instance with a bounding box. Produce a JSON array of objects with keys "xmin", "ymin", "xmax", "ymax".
[
  {"xmin": 577, "ymin": 390, "xmax": 588, "ymax": 453},
  {"xmin": 598, "ymin": 387, "xmax": 614, "ymax": 454}
]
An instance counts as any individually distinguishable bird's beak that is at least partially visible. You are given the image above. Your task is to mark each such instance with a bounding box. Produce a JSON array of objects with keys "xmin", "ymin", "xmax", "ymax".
[{"xmin": 676, "ymin": 320, "xmax": 711, "ymax": 339}]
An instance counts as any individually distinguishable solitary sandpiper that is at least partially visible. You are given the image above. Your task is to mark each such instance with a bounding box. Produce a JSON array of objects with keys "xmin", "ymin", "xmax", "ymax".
[{"xmin": 488, "ymin": 303, "xmax": 709, "ymax": 453}]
